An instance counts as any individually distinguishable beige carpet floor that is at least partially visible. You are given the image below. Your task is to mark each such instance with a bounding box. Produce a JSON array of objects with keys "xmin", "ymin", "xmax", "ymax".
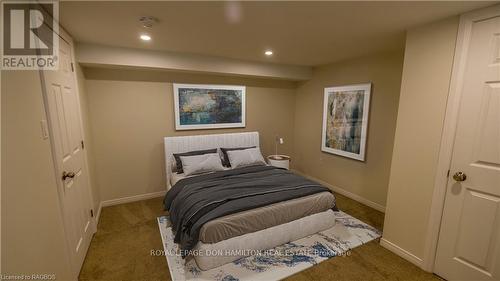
[{"xmin": 78, "ymin": 193, "xmax": 443, "ymax": 281}]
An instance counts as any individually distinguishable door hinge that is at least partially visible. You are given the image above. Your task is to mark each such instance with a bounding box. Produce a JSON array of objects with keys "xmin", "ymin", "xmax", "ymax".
[
  {"xmin": 81, "ymin": 140, "xmax": 84, "ymax": 149},
  {"xmin": 446, "ymin": 169, "xmax": 450, "ymax": 178},
  {"xmin": 90, "ymin": 209, "xmax": 94, "ymax": 217},
  {"xmin": 71, "ymin": 62, "xmax": 74, "ymax": 72}
]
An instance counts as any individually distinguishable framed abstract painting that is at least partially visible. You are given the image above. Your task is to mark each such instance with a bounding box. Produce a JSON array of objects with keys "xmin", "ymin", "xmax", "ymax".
[
  {"xmin": 173, "ymin": 84, "xmax": 246, "ymax": 130},
  {"xmin": 321, "ymin": 83, "xmax": 371, "ymax": 161}
]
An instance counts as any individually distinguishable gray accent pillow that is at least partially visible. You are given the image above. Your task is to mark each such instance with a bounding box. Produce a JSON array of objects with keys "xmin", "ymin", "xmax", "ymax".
[
  {"xmin": 220, "ymin": 146, "xmax": 256, "ymax": 167},
  {"xmin": 227, "ymin": 147, "xmax": 266, "ymax": 168},
  {"xmin": 173, "ymin": 148, "xmax": 217, "ymax": 174},
  {"xmin": 180, "ymin": 153, "xmax": 224, "ymax": 176}
]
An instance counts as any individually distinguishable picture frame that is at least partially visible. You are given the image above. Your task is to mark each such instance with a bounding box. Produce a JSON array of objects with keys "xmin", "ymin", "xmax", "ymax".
[
  {"xmin": 321, "ymin": 83, "xmax": 371, "ymax": 161},
  {"xmin": 173, "ymin": 83, "xmax": 246, "ymax": 130}
]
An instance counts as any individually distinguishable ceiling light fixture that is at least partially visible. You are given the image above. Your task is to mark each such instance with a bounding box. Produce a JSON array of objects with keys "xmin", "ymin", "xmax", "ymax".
[
  {"xmin": 140, "ymin": 34, "xmax": 151, "ymax": 41},
  {"xmin": 139, "ymin": 16, "xmax": 158, "ymax": 28},
  {"xmin": 138, "ymin": 16, "xmax": 157, "ymax": 42},
  {"xmin": 265, "ymin": 50, "xmax": 273, "ymax": 56}
]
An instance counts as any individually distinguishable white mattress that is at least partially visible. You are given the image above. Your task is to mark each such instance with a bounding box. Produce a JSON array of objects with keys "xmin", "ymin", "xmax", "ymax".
[
  {"xmin": 192, "ymin": 209, "xmax": 336, "ymax": 270},
  {"xmin": 170, "ymin": 172, "xmax": 189, "ymax": 186},
  {"xmin": 170, "ymin": 169, "xmax": 228, "ymax": 186}
]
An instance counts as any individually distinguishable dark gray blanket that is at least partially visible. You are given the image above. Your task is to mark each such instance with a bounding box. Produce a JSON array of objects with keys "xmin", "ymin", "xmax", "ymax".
[{"xmin": 163, "ymin": 165, "xmax": 335, "ymax": 255}]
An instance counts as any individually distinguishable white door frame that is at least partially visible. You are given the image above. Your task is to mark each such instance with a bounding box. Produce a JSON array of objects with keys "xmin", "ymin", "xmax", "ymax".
[
  {"xmin": 39, "ymin": 26, "xmax": 97, "ymax": 278},
  {"xmin": 422, "ymin": 4, "xmax": 500, "ymax": 272}
]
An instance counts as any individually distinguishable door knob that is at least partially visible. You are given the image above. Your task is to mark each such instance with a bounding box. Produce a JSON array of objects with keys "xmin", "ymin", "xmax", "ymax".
[
  {"xmin": 62, "ymin": 171, "xmax": 76, "ymax": 180},
  {"xmin": 452, "ymin": 171, "xmax": 467, "ymax": 182}
]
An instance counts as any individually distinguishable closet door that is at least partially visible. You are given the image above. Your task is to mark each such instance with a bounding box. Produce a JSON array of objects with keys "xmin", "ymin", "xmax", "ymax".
[
  {"xmin": 434, "ymin": 6, "xmax": 500, "ymax": 281},
  {"xmin": 42, "ymin": 31, "xmax": 96, "ymax": 277}
]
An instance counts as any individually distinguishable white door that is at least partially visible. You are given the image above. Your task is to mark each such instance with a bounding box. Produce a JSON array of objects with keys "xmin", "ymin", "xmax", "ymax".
[
  {"xmin": 42, "ymin": 35, "xmax": 96, "ymax": 277},
  {"xmin": 434, "ymin": 10, "xmax": 500, "ymax": 281}
]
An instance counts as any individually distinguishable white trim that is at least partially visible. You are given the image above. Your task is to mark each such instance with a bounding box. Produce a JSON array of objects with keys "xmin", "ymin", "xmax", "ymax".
[
  {"xmin": 66, "ymin": 28, "xmax": 98, "ymax": 236},
  {"xmin": 380, "ymin": 238, "xmax": 423, "ymax": 267},
  {"xmin": 94, "ymin": 190, "xmax": 166, "ymax": 228},
  {"xmin": 321, "ymin": 83, "xmax": 371, "ymax": 161},
  {"xmin": 173, "ymin": 83, "xmax": 246, "ymax": 130},
  {"xmin": 422, "ymin": 4, "xmax": 500, "ymax": 273},
  {"xmin": 95, "ymin": 201, "xmax": 103, "ymax": 226},
  {"xmin": 100, "ymin": 191, "xmax": 167, "ymax": 208},
  {"xmin": 292, "ymin": 170, "xmax": 386, "ymax": 213}
]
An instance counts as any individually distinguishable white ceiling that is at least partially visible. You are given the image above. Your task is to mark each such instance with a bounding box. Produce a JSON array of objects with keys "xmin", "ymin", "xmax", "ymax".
[{"xmin": 60, "ymin": 1, "xmax": 495, "ymax": 67}]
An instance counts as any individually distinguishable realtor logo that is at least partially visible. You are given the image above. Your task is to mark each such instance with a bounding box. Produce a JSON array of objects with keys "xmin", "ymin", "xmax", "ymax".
[{"xmin": 1, "ymin": 1, "xmax": 59, "ymax": 70}]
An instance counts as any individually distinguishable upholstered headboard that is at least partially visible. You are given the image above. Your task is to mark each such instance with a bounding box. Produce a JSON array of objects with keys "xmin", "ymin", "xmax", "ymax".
[{"xmin": 164, "ymin": 132, "xmax": 260, "ymax": 188}]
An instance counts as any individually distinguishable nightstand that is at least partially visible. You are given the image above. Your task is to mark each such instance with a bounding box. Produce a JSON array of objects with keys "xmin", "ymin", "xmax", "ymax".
[{"xmin": 267, "ymin": 155, "xmax": 291, "ymax": 170}]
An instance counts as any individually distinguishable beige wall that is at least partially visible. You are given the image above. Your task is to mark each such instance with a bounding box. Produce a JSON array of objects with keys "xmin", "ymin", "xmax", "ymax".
[
  {"xmin": 84, "ymin": 70, "xmax": 296, "ymax": 201},
  {"xmin": 382, "ymin": 17, "xmax": 459, "ymax": 259},
  {"xmin": 0, "ymin": 12, "xmax": 465, "ymax": 278},
  {"xmin": 293, "ymin": 51, "xmax": 405, "ymax": 208},
  {"xmin": 1, "ymin": 71, "xmax": 73, "ymax": 280}
]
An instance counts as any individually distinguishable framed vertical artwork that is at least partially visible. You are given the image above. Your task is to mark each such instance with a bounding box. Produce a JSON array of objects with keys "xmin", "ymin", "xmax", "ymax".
[
  {"xmin": 321, "ymin": 83, "xmax": 371, "ymax": 161},
  {"xmin": 173, "ymin": 84, "xmax": 246, "ymax": 130}
]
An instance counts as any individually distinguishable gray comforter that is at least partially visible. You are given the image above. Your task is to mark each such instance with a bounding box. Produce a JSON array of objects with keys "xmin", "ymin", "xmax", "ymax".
[
  {"xmin": 199, "ymin": 192, "xmax": 336, "ymax": 243},
  {"xmin": 163, "ymin": 165, "xmax": 334, "ymax": 255}
]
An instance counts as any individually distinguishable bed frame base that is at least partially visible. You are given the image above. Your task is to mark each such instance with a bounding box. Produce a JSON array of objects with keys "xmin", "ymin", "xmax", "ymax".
[{"xmin": 193, "ymin": 209, "xmax": 336, "ymax": 270}]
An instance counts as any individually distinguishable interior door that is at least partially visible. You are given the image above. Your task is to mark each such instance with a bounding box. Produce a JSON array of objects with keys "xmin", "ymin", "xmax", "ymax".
[
  {"xmin": 42, "ymin": 35, "xmax": 95, "ymax": 277},
  {"xmin": 434, "ymin": 13, "xmax": 500, "ymax": 281}
]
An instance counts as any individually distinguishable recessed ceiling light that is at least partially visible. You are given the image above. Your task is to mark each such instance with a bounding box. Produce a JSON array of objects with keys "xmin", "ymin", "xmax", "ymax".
[
  {"xmin": 264, "ymin": 50, "xmax": 273, "ymax": 56},
  {"xmin": 139, "ymin": 16, "xmax": 158, "ymax": 28},
  {"xmin": 140, "ymin": 34, "xmax": 151, "ymax": 41}
]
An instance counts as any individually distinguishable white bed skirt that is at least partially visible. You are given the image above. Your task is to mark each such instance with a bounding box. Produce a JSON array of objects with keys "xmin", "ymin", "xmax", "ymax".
[{"xmin": 192, "ymin": 209, "xmax": 336, "ymax": 270}]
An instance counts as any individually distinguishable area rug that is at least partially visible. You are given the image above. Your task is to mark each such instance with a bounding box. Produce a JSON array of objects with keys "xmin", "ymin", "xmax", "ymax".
[{"xmin": 157, "ymin": 211, "xmax": 381, "ymax": 281}]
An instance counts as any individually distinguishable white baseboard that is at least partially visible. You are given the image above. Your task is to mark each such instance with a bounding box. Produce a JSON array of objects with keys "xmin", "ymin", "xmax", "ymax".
[
  {"xmin": 380, "ymin": 237, "xmax": 423, "ymax": 267},
  {"xmin": 292, "ymin": 170, "xmax": 386, "ymax": 213},
  {"xmin": 100, "ymin": 190, "xmax": 167, "ymax": 208},
  {"xmin": 95, "ymin": 201, "xmax": 103, "ymax": 225},
  {"xmin": 94, "ymin": 190, "xmax": 167, "ymax": 226}
]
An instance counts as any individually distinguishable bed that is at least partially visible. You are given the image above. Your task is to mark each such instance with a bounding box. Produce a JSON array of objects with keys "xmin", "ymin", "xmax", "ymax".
[{"xmin": 163, "ymin": 132, "xmax": 337, "ymax": 270}]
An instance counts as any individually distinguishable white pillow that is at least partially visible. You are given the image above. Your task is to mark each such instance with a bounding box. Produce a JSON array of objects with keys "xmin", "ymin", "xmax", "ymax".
[
  {"xmin": 180, "ymin": 153, "xmax": 224, "ymax": 176},
  {"xmin": 227, "ymin": 147, "xmax": 266, "ymax": 168}
]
